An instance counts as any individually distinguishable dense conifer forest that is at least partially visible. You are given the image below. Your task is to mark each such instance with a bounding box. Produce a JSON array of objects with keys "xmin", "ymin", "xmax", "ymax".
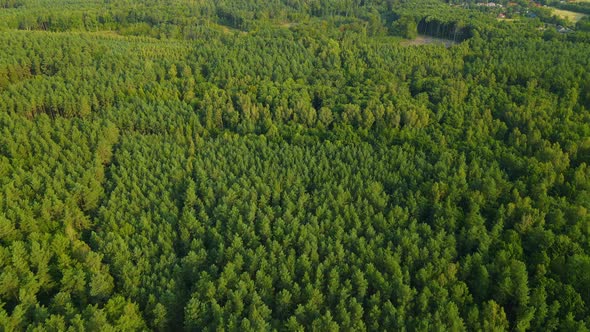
[{"xmin": 1, "ymin": 0, "xmax": 590, "ymax": 330}]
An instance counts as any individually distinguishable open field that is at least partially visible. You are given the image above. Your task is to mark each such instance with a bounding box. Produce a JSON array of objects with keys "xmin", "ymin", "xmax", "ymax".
[
  {"xmin": 552, "ymin": 8, "xmax": 588, "ymax": 22},
  {"xmin": 400, "ymin": 34, "xmax": 457, "ymax": 47}
]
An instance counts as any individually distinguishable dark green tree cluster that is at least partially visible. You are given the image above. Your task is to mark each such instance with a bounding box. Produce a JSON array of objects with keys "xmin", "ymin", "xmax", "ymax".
[{"xmin": 1, "ymin": 0, "xmax": 590, "ymax": 330}]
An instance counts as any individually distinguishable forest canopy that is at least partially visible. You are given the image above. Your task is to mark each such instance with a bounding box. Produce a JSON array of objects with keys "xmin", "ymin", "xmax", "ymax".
[{"xmin": 1, "ymin": 0, "xmax": 590, "ymax": 331}]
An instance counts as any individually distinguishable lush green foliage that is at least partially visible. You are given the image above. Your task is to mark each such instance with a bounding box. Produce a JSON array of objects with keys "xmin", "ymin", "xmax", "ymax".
[{"xmin": 1, "ymin": 0, "xmax": 590, "ymax": 330}]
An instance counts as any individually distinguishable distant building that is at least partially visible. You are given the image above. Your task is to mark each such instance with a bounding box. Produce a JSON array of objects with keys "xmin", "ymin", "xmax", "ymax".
[
  {"xmin": 478, "ymin": 2, "xmax": 502, "ymax": 7},
  {"xmin": 498, "ymin": 13, "xmax": 507, "ymax": 18}
]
